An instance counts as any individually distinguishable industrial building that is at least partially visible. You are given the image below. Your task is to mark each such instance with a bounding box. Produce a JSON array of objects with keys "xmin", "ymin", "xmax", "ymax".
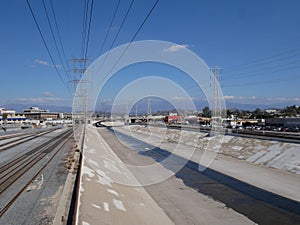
[
  {"xmin": 0, "ymin": 108, "xmax": 29, "ymax": 124},
  {"xmin": 0, "ymin": 108, "xmax": 16, "ymax": 117},
  {"xmin": 284, "ymin": 118, "xmax": 300, "ymax": 128},
  {"xmin": 23, "ymin": 107, "xmax": 61, "ymax": 120}
]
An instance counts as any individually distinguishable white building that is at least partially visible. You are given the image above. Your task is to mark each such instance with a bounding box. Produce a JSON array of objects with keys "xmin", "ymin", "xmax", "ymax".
[
  {"xmin": 23, "ymin": 107, "xmax": 47, "ymax": 113},
  {"xmin": 0, "ymin": 108, "xmax": 16, "ymax": 117},
  {"xmin": 0, "ymin": 108, "xmax": 28, "ymax": 124},
  {"xmin": 265, "ymin": 109, "xmax": 279, "ymax": 114}
]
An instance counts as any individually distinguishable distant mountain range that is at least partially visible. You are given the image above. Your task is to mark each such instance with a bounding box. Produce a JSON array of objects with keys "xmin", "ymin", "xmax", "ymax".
[
  {"xmin": 1, "ymin": 100, "xmax": 289, "ymax": 114},
  {"xmin": 225, "ymin": 102, "xmax": 275, "ymax": 111},
  {"xmin": 96, "ymin": 98, "xmax": 288, "ymax": 114}
]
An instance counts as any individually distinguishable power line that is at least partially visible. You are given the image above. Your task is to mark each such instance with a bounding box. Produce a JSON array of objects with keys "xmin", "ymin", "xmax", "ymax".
[
  {"xmin": 96, "ymin": 0, "xmax": 160, "ymax": 87},
  {"xmin": 42, "ymin": 0, "xmax": 68, "ymax": 74},
  {"xmin": 26, "ymin": 0, "xmax": 70, "ymax": 93},
  {"xmin": 223, "ymin": 48, "xmax": 300, "ymax": 71},
  {"xmin": 222, "ymin": 65, "xmax": 300, "ymax": 88},
  {"xmin": 129, "ymin": 0, "xmax": 159, "ymax": 43},
  {"xmin": 94, "ymin": 0, "xmax": 135, "ymax": 75},
  {"xmin": 49, "ymin": 0, "xmax": 69, "ymax": 69},
  {"xmin": 97, "ymin": 0, "xmax": 121, "ymax": 57},
  {"xmin": 224, "ymin": 52, "xmax": 300, "ymax": 74},
  {"xmin": 84, "ymin": 0, "xmax": 94, "ymax": 69},
  {"xmin": 110, "ymin": 0, "xmax": 135, "ymax": 49},
  {"xmin": 81, "ymin": 0, "xmax": 89, "ymax": 60},
  {"xmin": 222, "ymin": 73, "xmax": 300, "ymax": 88},
  {"xmin": 220, "ymin": 52, "xmax": 300, "ymax": 89},
  {"xmin": 211, "ymin": 66, "xmax": 222, "ymax": 119},
  {"xmin": 224, "ymin": 58, "xmax": 300, "ymax": 80}
]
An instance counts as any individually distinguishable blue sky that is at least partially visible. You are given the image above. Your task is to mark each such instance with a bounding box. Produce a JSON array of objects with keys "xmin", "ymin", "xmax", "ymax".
[{"xmin": 0, "ymin": 0, "xmax": 300, "ymax": 109}]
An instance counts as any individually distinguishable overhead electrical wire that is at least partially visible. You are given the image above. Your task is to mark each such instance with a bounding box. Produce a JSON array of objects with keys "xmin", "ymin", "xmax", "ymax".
[
  {"xmin": 96, "ymin": 0, "xmax": 160, "ymax": 87},
  {"xmin": 97, "ymin": 0, "xmax": 121, "ymax": 57},
  {"xmin": 42, "ymin": 0, "xmax": 68, "ymax": 74},
  {"xmin": 80, "ymin": 0, "xmax": 89, "ymax": 60},
  {"xmin": 49, "ymin": 0, "xmax": 69, "ymax": 69},
  {"xmin": 128, "ymin": 0, "xmax": 160, "ymax": 43},
  {"xmin": 179, "ymin": 52, "xmax": 300, "ymax": 91},
  {"xmin": 222, "ymin": 71, "xmax": 300, "ymax": 88},
  {"xmin": 219, "ymin": 48, "xmax": 300, "ymax": 89},
  {"xmin": 78, "ymin": 0, "xmax": 94, "ymax": 70},
  {"xmin": 26, "ymin": 0, "xmax": 70, "ymax": 94},
  {"xmin": 224, "ymin": 58, "xmax": 300, "ymax": 81},
  {"xmin": 224, "ymin": 52, "xmax": 300, "ymax": 74},
  {"xmin": 84, "ymin": 0, "xmax": 94, "ymax": 58},
  {"xmin": 222, "ymin": 66, "xmax": 300, "ymax": 87},
  {"xmin": 109, "ymin": 0, "xmax": 135, "ymax": 50},
  {"xmin": 223, "ymin": 48, "xmax": 300, "ymax": 71},
  {"xmin": 95, "ymin": 0, "xmax": 135, "ymax": 74}
]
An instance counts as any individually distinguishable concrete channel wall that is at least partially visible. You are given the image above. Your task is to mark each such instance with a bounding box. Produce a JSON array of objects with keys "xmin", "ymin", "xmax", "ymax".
[{"xmin": 124, "ymin": 125, "xmax": 300, "ymax": 175}]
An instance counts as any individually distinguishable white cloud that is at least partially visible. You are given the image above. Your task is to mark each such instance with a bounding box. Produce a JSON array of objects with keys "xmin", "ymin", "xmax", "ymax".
[
  {"xmin": 33, "ymin": 59, "xmax": 61, "ymax": 68},
  {"xmin": 223, "ymin": 95, "xmax": 300, "ymax": 107},
  {"xmin": 15, "ymin": 97, "xmax": 69, "ymax": 104},
  {"xmin": 163, "ymin": 44, "xmax": 189, "ymax": 52},
  {"xmin": 223, "ymin": 95, "xmax": 241, "ymax": 100},
  {"xmin": 42, "ymin": 92, "xmax": 54, "ymax": 97},
  {"xmin": 34, "ymin": 59, "xmax": 49, "ymax": 66},
  {"xmin": 224, "ymin": 95, "xmax": 236, "ymax": 100},
  {"xmin": 267, "ymin": 97, "xmax": 300, "ymax": 102},
  {"xmin": 171, "ymin": 96, "xmax": 196, "ymax": 101},
  {"xmin": 224, "ymin": 95, "xmax": 257, "ymax": 100}
]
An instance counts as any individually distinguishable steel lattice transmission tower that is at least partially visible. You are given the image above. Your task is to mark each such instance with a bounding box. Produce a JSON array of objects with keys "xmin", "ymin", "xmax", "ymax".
[
  {"xmin": 70, "ymin": 58, "xmax": 89, "ymax": 125},
  {"xmin": 211, "ymin": 66, "xmax": 223, "ymax": 135}
]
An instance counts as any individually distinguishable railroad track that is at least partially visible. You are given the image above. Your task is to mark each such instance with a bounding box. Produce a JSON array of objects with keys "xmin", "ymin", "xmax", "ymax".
[
  {"xmin": 0, "ymin": 128, "xmax": 58, "ymax": 141},
  {"xmin": 0, "ymin": 128, "xmax": 73, "ymax": 217},
  {"xmin": 0, "ymin": 131, "xmax": 30, "ymax": 141},
  {"xmin": 0, "ymin": 128, "xmax": 60, "ymax": 152}
]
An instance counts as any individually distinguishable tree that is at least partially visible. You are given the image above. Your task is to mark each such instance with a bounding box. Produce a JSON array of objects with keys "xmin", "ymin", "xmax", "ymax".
[
  {"xmin": 282, "ymin": 105, "xmax": 297, "ymax": 116},
  {"xmin": 202, "ymin": 106, "xmax": 211, "ymax": 117},
  {"xmin": 252, "ymin": 108, "xmax": 263, "ymax": 119},
  {"xmin": 2, "ymin": 114, "xmax": 7, "ymax": 123},
  {"xmin": 226, "ymin": 109, "xmax": 233, "ymax": 117}
]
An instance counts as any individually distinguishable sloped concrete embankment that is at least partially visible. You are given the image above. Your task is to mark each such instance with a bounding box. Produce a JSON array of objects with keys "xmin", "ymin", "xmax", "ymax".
[{"xmin": 126, "ymin": 125, "xmax": 300, "ymax": 175}]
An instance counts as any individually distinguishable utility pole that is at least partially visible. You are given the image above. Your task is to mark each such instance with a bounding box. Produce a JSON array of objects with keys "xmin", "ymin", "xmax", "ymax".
[
  {"xmin": 70, "ymin": 58, "xmax": 89, "ymax": 124},
  {"xmin": 125, "ymin": 101, "xmax": 129, "ymax": 116},
  {"xmin": 101, "ymin": 100, "xmax": 107, "ymax": 118},
  {"xmin": 211, "ymin": 66, "xmax": 222, "ymax": 134},
  {"xmin": 69, "ymin": 58, "xmax": 88, "ymax": 94},
  {"xmin": 147, "ymin": 95, "xmax": 151, "ymax": 116},
  {"xmin": 125, "ymin": 101, "xmax": 130, "ymax": 125},
  {"xmin": 135, "ymin": 103, "xmax": 138, "ymax": 117},
  {"xmin": 212, "ymin": 66, "xmax": 221, "ymax": 117}
]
